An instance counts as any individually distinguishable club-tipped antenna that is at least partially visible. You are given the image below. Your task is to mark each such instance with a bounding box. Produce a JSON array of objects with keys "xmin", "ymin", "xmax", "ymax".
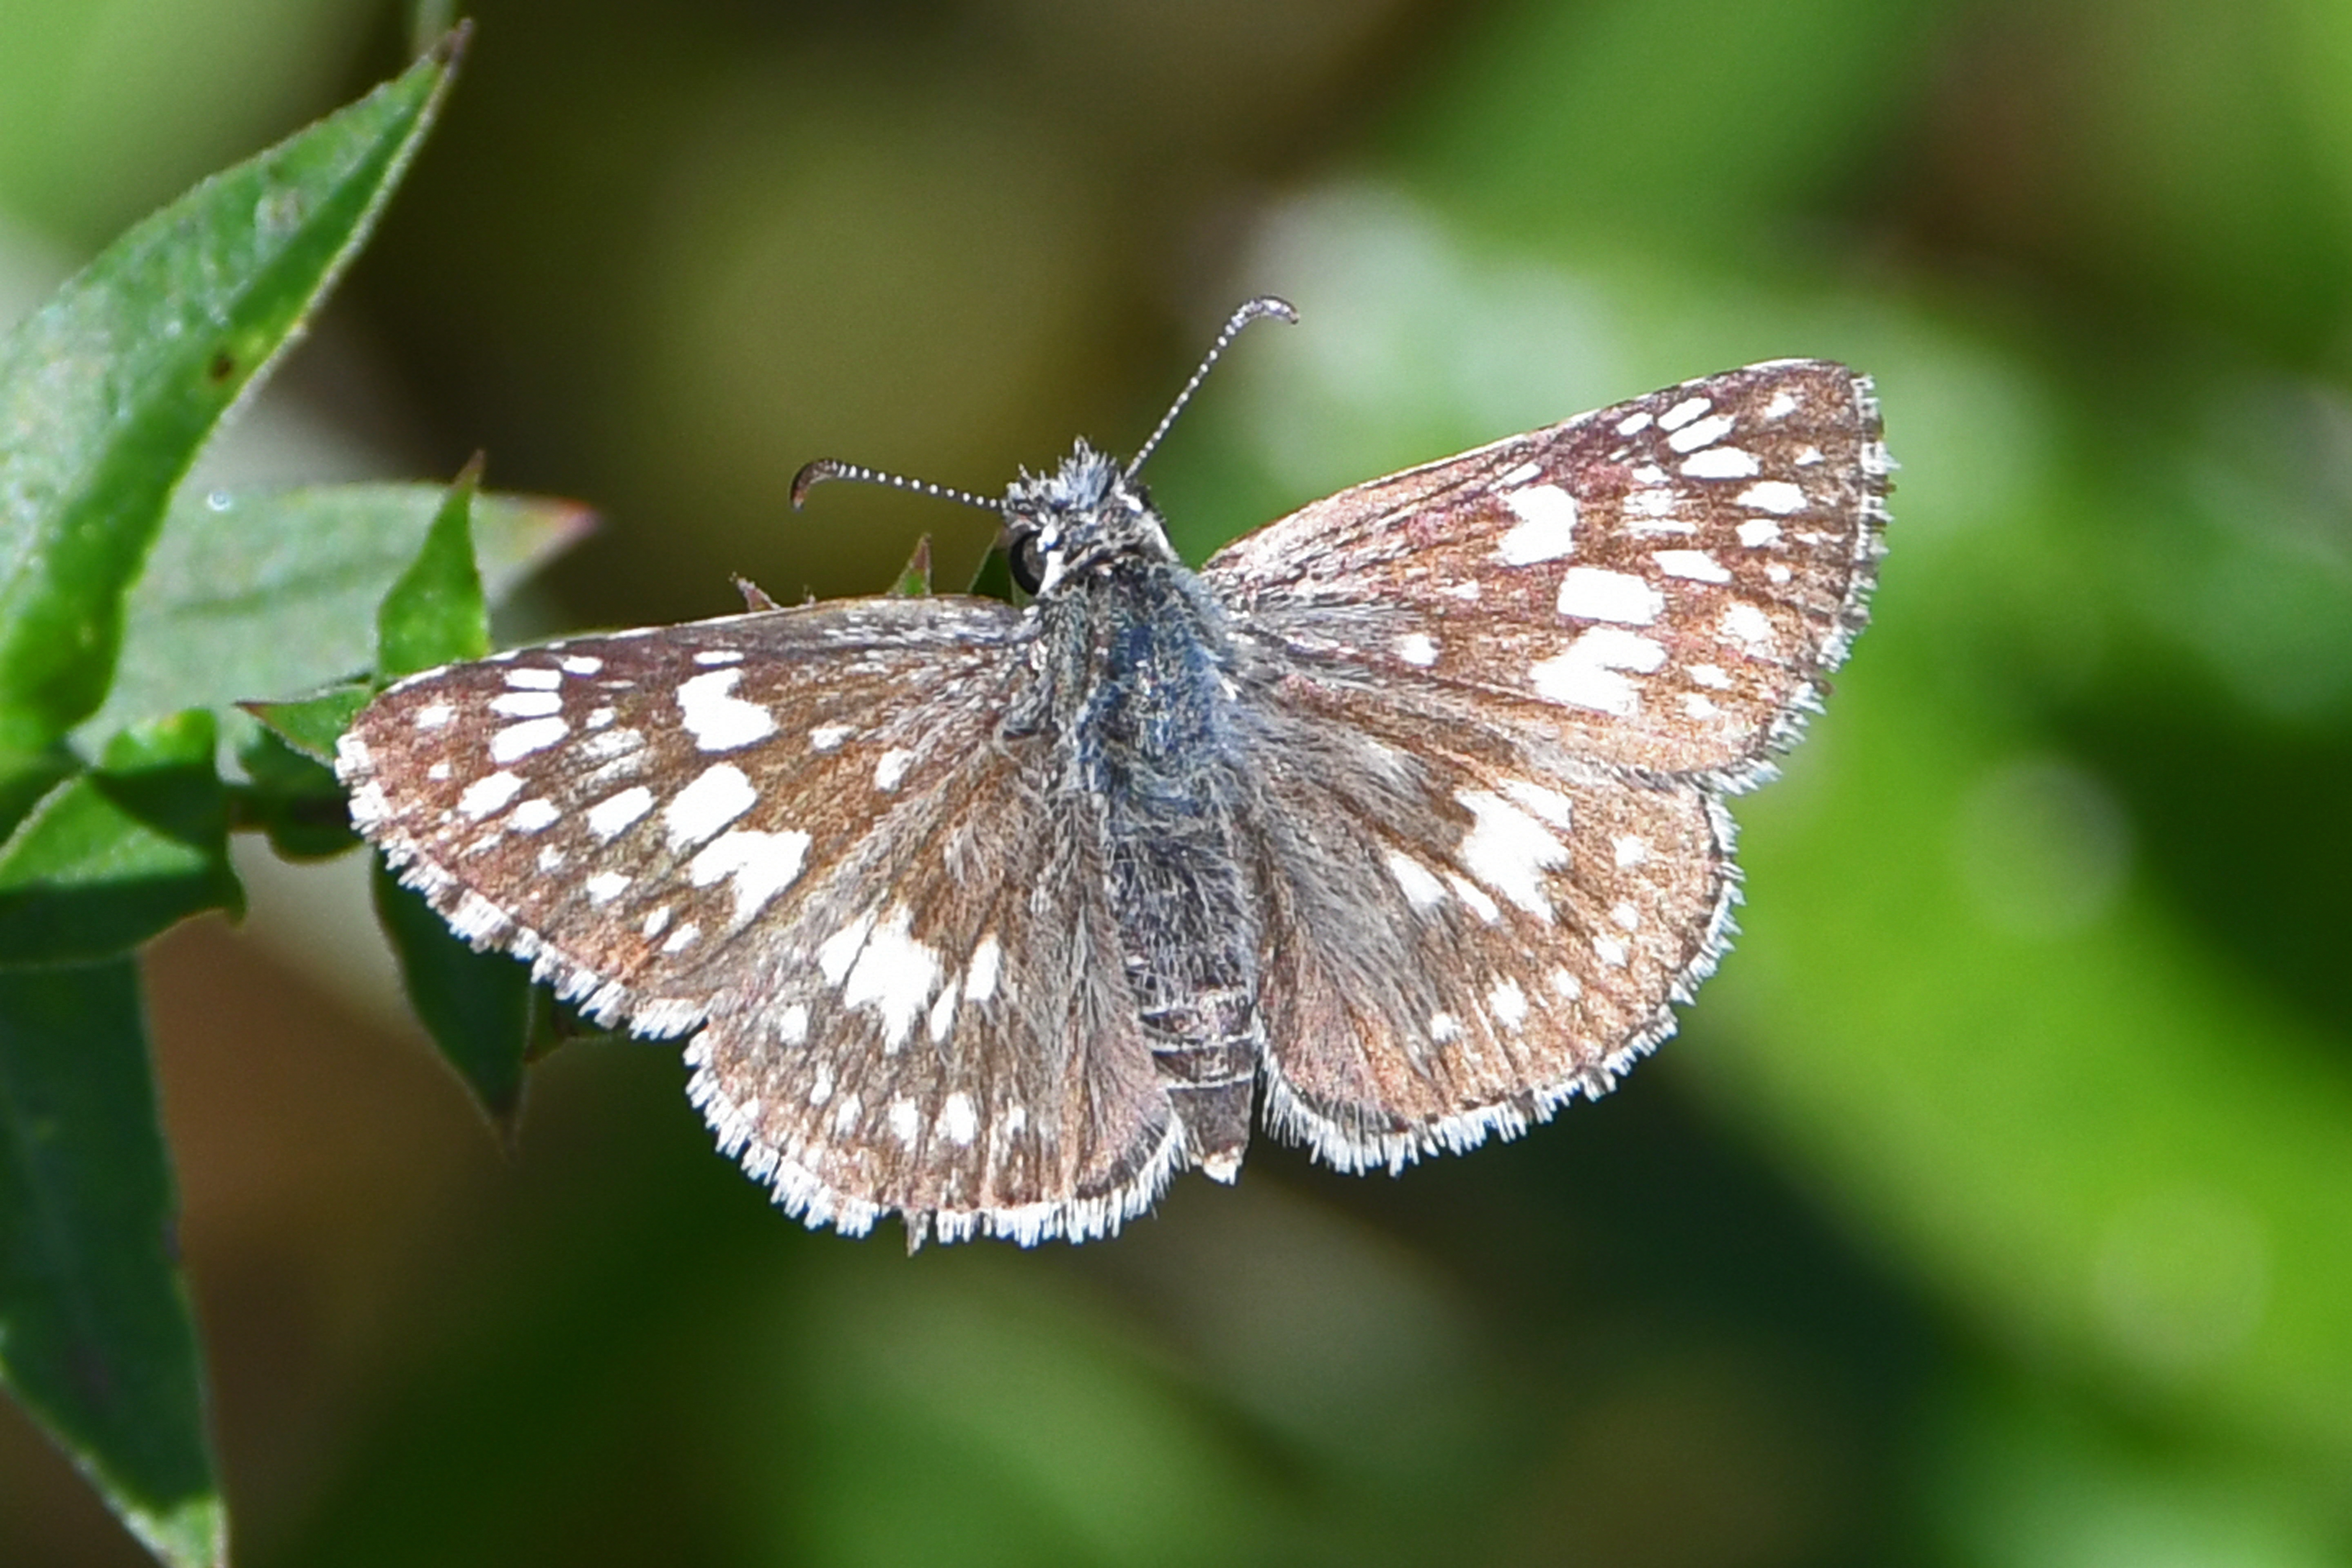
[
  {"xmin": 790, "ymin": 458, "xmax": 1000, "ymax": 514},
  {"xmin": 1125, "ymin": 296, "xmax": 1298, "ymax": 482}
]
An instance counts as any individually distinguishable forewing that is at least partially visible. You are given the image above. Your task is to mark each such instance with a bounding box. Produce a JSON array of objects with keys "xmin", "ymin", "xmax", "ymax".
[
  {"xmin": 1232, "ymin": 669, "xmax": 1734, "ymax": 1172},
  {"xmin": 1204, "ymin": 360, "xmax": 1889, "ymax": 784},
  {"xmin": 338, "ymin": 598, "xmax": 1179, "ymax": 1245}
]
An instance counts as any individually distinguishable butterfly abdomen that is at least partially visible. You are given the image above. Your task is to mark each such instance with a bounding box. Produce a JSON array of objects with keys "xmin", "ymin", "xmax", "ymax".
[{"xmin": 1062, "ymin": 556, "xmax": 1263, "ymax": 1181}]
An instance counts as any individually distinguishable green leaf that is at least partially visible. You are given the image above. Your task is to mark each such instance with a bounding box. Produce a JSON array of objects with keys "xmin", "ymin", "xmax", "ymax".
[
  {"xmin": 231, "ymin": 719, "xmax": 357, "ymax": 861},
  {"xmin": 372, "ymin": 861, "xmax": 531, "ymax": 1134},
  {"xmin": 0, "ymin": 36, "xmax": 464, "ymax": 755},
  {"xmin": 967, "ymin": 544, "xmax": 1017, "ymax": 604},
  {"xmin": 376, "ymin": 460, "xmax": 489, "ymax": 680},
  {"xmin": 241, "ymin": 685, "xmax": 371, "ymax": 767},
  {"xmin": 526, "ymin": 991, "xmax": 623, "ymax": 1064},
  {"xmin": 888, "ymin": 535, "xmax": 934, "ymax": 596},
  {"xmin": 0, "ymin": 746, "xmax": 77, "ymax": 846},
  {"xmin": 90, "ymin": 486, "xmax": 590, "ymax": 740},
  {"xmin": 0, "ymin": 711, "xmax": 239, "ymax": 968},
  {"xmin": 0, "ymin": 959, "xmax": 221, "ymax": 1568}
]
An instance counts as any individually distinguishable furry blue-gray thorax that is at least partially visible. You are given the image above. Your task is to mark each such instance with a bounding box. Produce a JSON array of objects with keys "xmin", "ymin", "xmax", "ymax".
[{"xmin": 1003, "ymin": 441, "xmax": 1177, "ymax": 596}]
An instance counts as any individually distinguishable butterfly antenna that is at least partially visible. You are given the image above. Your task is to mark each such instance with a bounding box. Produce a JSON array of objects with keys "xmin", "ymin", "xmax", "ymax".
[
  {"xmin": 1124, "ymin": 295, "xmax": 1298, "ymax": 481},
  {"xmin": 790, "ymin": 459, "xmax": 999, "ymax": 513}
]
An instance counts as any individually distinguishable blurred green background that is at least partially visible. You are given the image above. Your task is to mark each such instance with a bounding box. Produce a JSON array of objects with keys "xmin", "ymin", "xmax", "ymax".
[{"xmin": 7, "ymin": 0, "xmax": 2352, "ymax": 1563}]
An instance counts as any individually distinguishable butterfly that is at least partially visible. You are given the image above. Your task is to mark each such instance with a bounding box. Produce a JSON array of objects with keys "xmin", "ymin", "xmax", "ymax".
[{"xmin": 337, "ymin": 298, "xmax": 1889, "ymax": 1247}]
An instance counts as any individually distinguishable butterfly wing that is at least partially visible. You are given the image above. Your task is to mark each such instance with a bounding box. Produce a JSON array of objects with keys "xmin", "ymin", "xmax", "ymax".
[
  {"xmin": 1203, "ymin": 359, "xmax": 1888, "ymax": 787},
  {"xmin": 1227, "ymin": 653, "xmax": 1734, "ymax": 1171},
  {"xmin": 1209, "ymin": 360, "xmax": 1886, "ymax": 1169},
  {"xmin": 339, "ymin": 598, "xmax": 1180, "ymax": 1244}
]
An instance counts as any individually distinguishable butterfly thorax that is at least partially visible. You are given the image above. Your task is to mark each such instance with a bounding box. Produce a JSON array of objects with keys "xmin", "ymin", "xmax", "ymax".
[{"xmin": 1018, "ymin": 464, "xmax": 1262, "ymax": 1182}]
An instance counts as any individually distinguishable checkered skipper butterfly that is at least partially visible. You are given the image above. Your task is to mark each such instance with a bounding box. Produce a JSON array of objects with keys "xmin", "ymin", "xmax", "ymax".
[{"xmin": 338, "ymin": 299, "xmax": 1889, "ymax": 1246}]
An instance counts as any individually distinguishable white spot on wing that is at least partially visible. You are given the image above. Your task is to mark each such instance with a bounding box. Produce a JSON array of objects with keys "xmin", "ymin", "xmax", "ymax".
[
  {"xmin": 694, "ymin": 649, "xmax": 744, "ymax": 666},
  {"xmin": 1386, "ymin": 852, "xmax": 1448, "ymax": 910},
  {"xmin": 504, "ymin": 667, "xmax": 562, "ymax": 689},
  {"xmin": 927, "ymin": 975, "xmax": 961, "ymax": 1043},
  {"xmin": 580, "ymin": 727, "xmax": 641, "ymax": 763},
  {"xmin": 1429, "ymin": 1012, "xmax": 1462, "ymax": 1043},
  {"xmin": 1445, "ymin": 873, "xmax": 1501, "ymax": 923},
  {"xmin": 1498, "ymin": 459, "xmax": 1543, "ymax": 486},
  {"xmin": 587, "ymin": 785, "xmax": 653, "ymax": 840},
  {"xmin": 1762, "ymin": 388, "xmax": 1799, "ymax": 419},
  {"xmin": 938, "ymin": 1092, "xmax": 978, "ymax": 1146},
  {"xmin": 1666, "ymin": 412, "xmax": 1735, "ymax": 452},
  {"xmin": 414, "ymin": 702, "xmax": 453, "ymax": 730},
  {"xmin": 1499, "ymin": 779, "xmax": 1573, "ymax": 829},
  {"xmin": 1594, "ymin": 935, "xmax": 1629, "ymax": 967},
  {"xmin": 490, "ymin": 716, "xmax": 568, "ymax": 763},
  {"xmin": 1455, "ymin": 789, "xmax": 1569, "ymax": 917},
  {"xmin": 810, "ymin": 724, "xmax": 852, "ymax": 752},
  {"xmin": 874, "ymin": 749, "xmax": 913, "ymax": 790},
  {"xmin": 1556, "ymin": 567, "xmax": 1663, "ymax": 625},
  {"xmin": 1688, "ymin": 663, "xmax": 1732, "ymax": 689},
  {"xmin": 1497, "ymin": 484, "xmax": 1579, "ymax": 564},
  {"xmin": 840, "ymin": 906, "xmax": 941, "ymax": 1049},
  {"xmin": 490, "ymin": 691, "xmax": 561, "ymax": 719},
  {"xmin": 966, "ymin": 934, "xmax": 1002, "ymax": 1003},
  {"xmin": 888, "ymin": 1097, "xmax": 921, "ymax": 1143},
  {"xmin": 1657, "ymin": 397, "xmax": 1710, "ymax": 432},
  {"xmin": 509, "ymin": 799, "xmax": 561, "ymax": 833},
  {"xmin": 1681, "ymin": 445, "xmax": 1759, "ymax": 479},
  {"xmin": 1488, "ymin": 979, "xmax": 1529, "ymax": 1031},
  {"xmin": 677, "ymin": 668, "xmax": 776, "ymax": 751},
  {"xmin": 817, "ymin": 911, "xmax": 877, "ymax": 985},
  {"xmin": 688, "ymin": 828, "xmax": 811, "ymax": 920},
  {"xmin": 561, "ymin": 655, "xmax": 603, "ymax": 675},
  {"xmin": 1614, "ymin": 834, "xmax": 1649, "ymax": 867},
  {"xmin": 1654, "ymin": 549, "xmax": 1730, "ymax": 583},
  {"xmin": 1736, "ymin": 480, "xmax": 1805, "ymax": 514},
  {"xmin": 1396, "ymin": 633, "xmax": 1439, "ymax": 667},
  {"xmin": 1617, "ymin": 410, "xmax": 1654, "ymax": 436},
  {"xmin": 663, "ymin": 762, "xmax": 755, "ymax": 849},
  {"xmin": 1736, "ymin": 517, "xmax": 1783, "ymax": 547},
  {"xmin": 1530, "ymin": 628, "xmax": 1667, "ymax": 715},
  {"xmin": 458, "ymin": 771, "xmax": 523, "ymax": 819},
  {"xmin": 1718, "ymin": 602, "xmax": 1776, "ymax": 650},
  {"xmin": 585, "ymin": 871, "xmax": 630, "ymax": 904}
]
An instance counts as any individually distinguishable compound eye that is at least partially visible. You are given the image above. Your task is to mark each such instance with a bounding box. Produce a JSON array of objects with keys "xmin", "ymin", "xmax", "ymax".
[{"xmin": 1009, "ymin": 528, "xmax": 1048, "ymax": 594}]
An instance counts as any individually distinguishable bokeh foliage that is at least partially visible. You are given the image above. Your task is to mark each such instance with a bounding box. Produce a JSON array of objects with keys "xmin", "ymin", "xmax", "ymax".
[{"xmin": 4, "ymin": 1, "xmax": 2352, "ymax": 1566}]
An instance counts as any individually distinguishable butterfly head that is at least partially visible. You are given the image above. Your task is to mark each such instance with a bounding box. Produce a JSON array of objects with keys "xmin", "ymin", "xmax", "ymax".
[
  {"xmin": 789, "ymin": 297, "xmax": 1297, "ymax": 602},
  {"xmin": 1002, "ymin": 440, "xmax": 1173, "ymax": 597}
]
